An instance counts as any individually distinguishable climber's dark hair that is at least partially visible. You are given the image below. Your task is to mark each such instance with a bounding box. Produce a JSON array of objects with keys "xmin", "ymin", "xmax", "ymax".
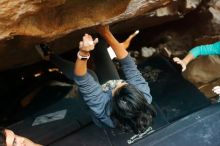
[
  {"xmin": 111, "ymin": 84, "xmax": 157, "ymax": 134},
  {"xmin": 0, "ymin": 127, "xmax": 6, "ymax": 146}
]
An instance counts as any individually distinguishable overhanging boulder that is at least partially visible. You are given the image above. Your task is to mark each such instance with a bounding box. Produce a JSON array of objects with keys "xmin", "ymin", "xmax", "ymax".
[{"xmin": 0, "ymin": 0, "xmax": 203, "ymax": 70}]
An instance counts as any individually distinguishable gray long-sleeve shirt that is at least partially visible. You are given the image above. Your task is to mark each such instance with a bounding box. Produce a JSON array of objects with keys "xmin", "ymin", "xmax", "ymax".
[{"xmin": 73, "ymin": 54, "xmax": 152, "ymax": 128}]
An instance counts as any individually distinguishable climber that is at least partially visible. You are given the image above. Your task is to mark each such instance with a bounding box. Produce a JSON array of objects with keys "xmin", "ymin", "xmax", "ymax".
[{"xmin": 35, "ymin": 25, "xmax": 156, "ymax": 134}]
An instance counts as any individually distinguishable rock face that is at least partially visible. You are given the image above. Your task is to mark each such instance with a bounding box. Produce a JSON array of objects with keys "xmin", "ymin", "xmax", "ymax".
[
  {"xmin": 0, "ymin": 0, "xmax": 203, "ymax": 70},
  {"xmin": 209, "ymin": 0, "xmax": 220, "ymax": 24},
  {"xmin": 0, "ymin": 0, "xmax": 65, "ymax": 40}
]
